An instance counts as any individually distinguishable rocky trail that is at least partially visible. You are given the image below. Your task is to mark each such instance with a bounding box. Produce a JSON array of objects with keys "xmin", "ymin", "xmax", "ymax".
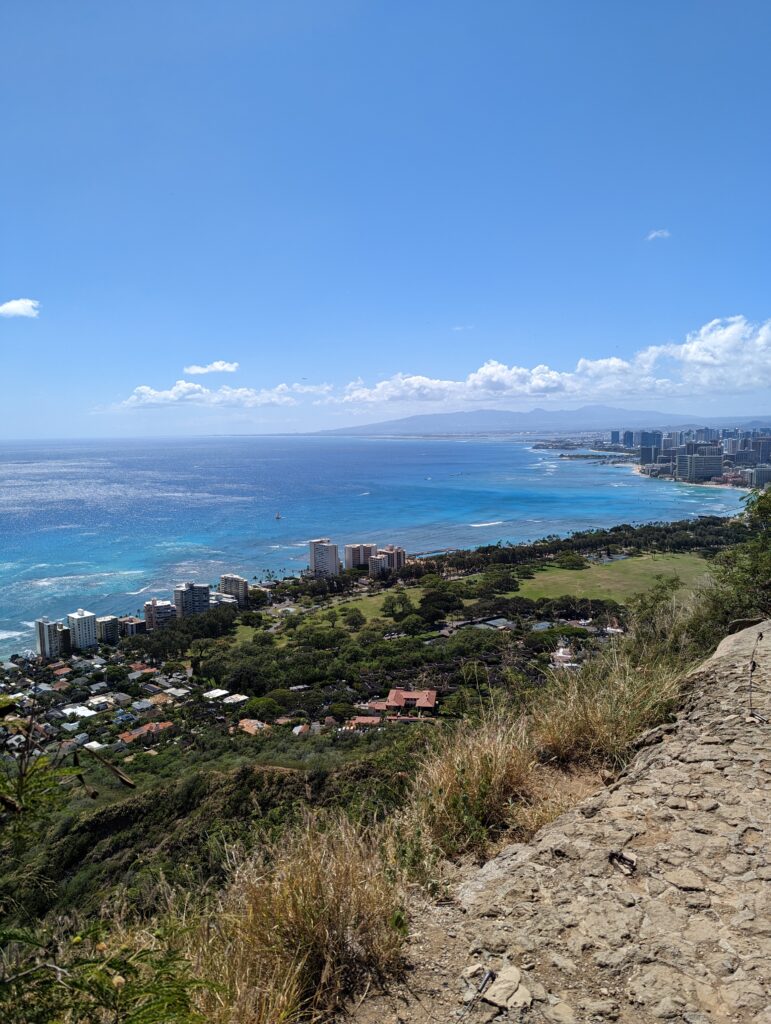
[{"xmin": 349, "ymin": 622, "xmax": 770, "ymax": 1024}]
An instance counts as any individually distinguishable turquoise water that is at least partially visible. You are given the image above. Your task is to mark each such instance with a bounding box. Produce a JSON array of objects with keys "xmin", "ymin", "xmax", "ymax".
[{"xmin": 0, "ymin": 436, "xmax": 746, "ymax": 657}]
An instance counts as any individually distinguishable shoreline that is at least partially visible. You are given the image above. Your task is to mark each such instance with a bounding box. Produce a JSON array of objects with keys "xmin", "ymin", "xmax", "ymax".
[
  {"xmin": 0, "ymin": 441, "xmax": 749, "ymax": 660},
  {"xmin": 629, "ymin": 463, "xmax": 751, "ymax": 493}
]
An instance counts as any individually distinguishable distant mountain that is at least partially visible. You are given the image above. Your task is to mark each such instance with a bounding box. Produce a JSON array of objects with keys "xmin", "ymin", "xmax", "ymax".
[{"xmin": 316, "ymin": 405, "xmax": 705, "ymax": 435}]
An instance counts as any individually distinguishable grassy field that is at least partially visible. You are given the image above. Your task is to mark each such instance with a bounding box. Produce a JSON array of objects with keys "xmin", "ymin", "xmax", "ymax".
[
  {"xmin": 331, "ymin": 585, "xmax": 427, "ymax": 623},
  {"xmin": 234, "ymin": 623, "xmax": 258, "ymax": 644},
  {"xmin": 516, "ymin": 552, "xmax": 710, "ymax": 602}
]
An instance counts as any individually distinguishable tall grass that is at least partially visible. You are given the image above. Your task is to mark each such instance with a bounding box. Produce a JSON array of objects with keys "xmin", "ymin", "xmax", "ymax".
[
  {"xmin": 531, "ymin": 645, "xmax": 682, "ymax": 768},
  {"xmin": 178, "ymin": 812, "xmax": 404, "ymax": 1024},
  {"xmin": 403, "ymin": 706, "xmax": 534, "ymax": 859}
]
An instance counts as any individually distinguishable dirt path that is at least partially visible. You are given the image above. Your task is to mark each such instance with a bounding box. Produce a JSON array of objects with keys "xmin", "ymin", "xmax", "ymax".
[{"xmin": 349, "ymin": 622, "xmax": 770, "ymax": 1024}]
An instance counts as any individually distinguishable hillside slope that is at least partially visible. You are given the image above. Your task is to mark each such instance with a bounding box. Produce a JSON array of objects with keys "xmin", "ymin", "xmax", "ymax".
[{"xmin": 350, "ymin": 621, "xmax": 770, "ymax": 1024}]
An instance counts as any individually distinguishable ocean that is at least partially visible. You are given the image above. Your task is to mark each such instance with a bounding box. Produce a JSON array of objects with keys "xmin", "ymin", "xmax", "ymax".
[{"xmin": 0, "ymin": 435, "xmax": 746, "ymax": 658}]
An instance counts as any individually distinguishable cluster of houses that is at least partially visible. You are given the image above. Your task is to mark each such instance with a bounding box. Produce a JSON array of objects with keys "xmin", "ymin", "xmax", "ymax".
[
  {"xmin": 0, "ymin": 638, "xmax": 444, "ymax": 761},
  {"xmin": 0, "ymin": 650, "xmax": 196, "ymax": 757}
]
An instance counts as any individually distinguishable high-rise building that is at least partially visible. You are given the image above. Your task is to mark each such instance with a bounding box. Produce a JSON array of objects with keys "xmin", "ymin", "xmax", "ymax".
[
  {"xmin": 118, "ymin": 616, "xmax": 146, "ymax": 636},
  {"xmin": 96, "ymin": 615, "xmax": 120, "ymax": 646},
  {"xmin": 610, "ymin": 430, "xmax": 620, "ymax": 444},
  {"xmin": 752, "ymin": 439, "xmax": 771, "ymax": 463},
  {"xmin": 144, "ymin": 598, "xmax": 177, "ymax": 630},
  {"xmin": 639, "ymin": 446, "xmax": 659, "ymax": 466},
  {"xmin": 308, "ymin": 539, "xmax": 340, "ymax": 577},
  {"xmin": 368, "ymin": 553, "xmax": 389, "ymax": 577},
  {"xmin": 67, "ymin": 609, "xmax": 98, "ymax": 650},
  {"xmin": 219, "ymin": 573, "xmax": 250, "ymax": 607},
  {"xmin": 733, "ymin": 450, "xmax": 758, "ymax": 467},
  {"xmin": 210, "ymin": 591, "xmax": 238, "ymax": 607},
  {"xmin": 377, "ymin": 544, "xmax": 407, "ymax": 571},
  {"xmin": 677, "ymin": 454, "xmax": 723, "ymax": 483},
  {"xmin": 751, "ymin": 464, "xmax": 771, "ymax": 487},
  {"xmin": 344, "ymin": 543, "xmax": 379, "ymax": 570},
  {"xmin": 173, "ymin": 583, "xmax": 211, "ymax": 618},
  {"xmin": 622, "ymin": 431, "xmax": 634, "ymax": 448},
  {"xmin": 640, "ymin": 431, "xmax": 663, "ymax": 448},
  {"xmin": 36, "ymin": 617, "xmax": 62, "ymax": 659}
]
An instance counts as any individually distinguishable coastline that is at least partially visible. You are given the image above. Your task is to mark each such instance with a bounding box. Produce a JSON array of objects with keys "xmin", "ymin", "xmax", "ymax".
[
  {"xmin": 629, "ymin": 463, "xmax": 751, "ymax": 493},
  {"xmin": 0, "ymin": 436, "xmax": 748, "ymax": 660}
]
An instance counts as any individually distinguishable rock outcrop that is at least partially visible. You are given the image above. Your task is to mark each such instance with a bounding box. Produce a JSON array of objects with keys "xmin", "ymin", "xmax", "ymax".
[{"xmin": 350, "ymin": 622, "xmax": 770, "ymax": 1024}]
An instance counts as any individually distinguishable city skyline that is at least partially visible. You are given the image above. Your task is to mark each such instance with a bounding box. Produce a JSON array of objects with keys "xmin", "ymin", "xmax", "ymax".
[{"xmin": 2, "ymin": 1, "xmax": 771, "ymax": 436}]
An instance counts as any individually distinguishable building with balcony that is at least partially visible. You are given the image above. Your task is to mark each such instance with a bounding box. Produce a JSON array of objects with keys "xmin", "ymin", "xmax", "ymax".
[
  {"xmin": 67, "ymin": 609, "xmax": 98, "ymax": 651},
  {"xmin": 173, "ymin": 582, "xmax": 211, "ymax": 618},
  {"xmin": 219, "ymin": 573, "xmax": 250, "ymax": 607},
  {"xmin": 308, "ymin": 539, "xmax": 340, "ymax": 577}
]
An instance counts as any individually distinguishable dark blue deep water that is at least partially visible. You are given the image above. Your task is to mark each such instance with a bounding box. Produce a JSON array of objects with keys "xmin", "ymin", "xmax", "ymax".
[{"xmin": 0, "ymin": 436, "xmax": 745, "ymax": 657}]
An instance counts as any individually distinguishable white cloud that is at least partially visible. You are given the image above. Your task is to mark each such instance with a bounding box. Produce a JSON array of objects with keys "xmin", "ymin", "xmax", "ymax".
[
  {"xmin": 451, "ymin": 324, "xmax": 475, "ymax": 332},
  {"xmin": 121, "ymin": 380, "xmax": 297, "ymax": 408},
  {"xmin": 645, "ymin": 228, "xmax": 671, "ymax": 241},
  {"xmin": 290, "ymin": 382, "xmax": 334, "ymax": 395},
  {"xmin": 0, "ymin": 297, "xmax": 40, "ymax": 318},
  {"xmin": 338, "ymin": 316, "xmax": 771, "ymax": 406},
  {"xmin": 118, "ymin": 316, "xmax": 771, "ymax": 415},
  {"xmin": 183, "ymin": 360, "xmax": 239, "ymax": 374}
]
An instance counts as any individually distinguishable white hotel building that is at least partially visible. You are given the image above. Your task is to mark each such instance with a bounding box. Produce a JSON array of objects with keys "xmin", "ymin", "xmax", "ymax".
[
  {"xmin": 309, "ymin": 539, "xmax": 340, "ymax": 578},
  {"xmin": 67, "ymin": 608, "xmax": 98, "ymax": 651},
  {"xmin": 219, "ymin": 573, "xmax": 250, "ymax": 607}
]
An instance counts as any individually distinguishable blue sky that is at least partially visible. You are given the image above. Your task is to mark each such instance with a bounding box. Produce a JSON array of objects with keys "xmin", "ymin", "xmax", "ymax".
[{"xmin": 2, "ymin": 0, "xmax": 770, "ymax": 436}]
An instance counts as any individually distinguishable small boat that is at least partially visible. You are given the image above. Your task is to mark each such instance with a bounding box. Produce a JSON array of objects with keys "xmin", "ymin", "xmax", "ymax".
[{"xmin": 275, "ymin": 511, "xmax": 282, "ymax": 520}]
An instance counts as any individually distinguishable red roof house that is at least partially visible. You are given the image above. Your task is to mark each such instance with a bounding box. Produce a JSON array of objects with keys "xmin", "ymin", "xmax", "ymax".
[
  {"xmin": 118, "ymin": 721, "xmax": 173, "ymax": 744},
  {"xmin": 368, "ymin": 688, "xmax": 437, "ymax": 715}
]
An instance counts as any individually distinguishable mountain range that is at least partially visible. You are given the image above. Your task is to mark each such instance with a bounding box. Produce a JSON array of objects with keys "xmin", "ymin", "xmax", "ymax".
[{"xmin": 315, "ymin": 405, "xmax": 753, "ymax": 436}]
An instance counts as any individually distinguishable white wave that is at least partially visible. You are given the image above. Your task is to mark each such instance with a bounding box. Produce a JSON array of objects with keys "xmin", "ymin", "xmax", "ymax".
[
  {"xmin": 358, "ymin": 491, "xmax": 370, "ymax": 496},
  {"xmin": 0, "ymin": 629, "xmax": 28, "ymax": 641},
  {"xmin": 30, "ymin": 570, "xmax": 144, "ymax": 589},
  {"xmin": 469, "ymin": 521, "xmax": 504, "ymax": 528},
  {"xmin": 126, "ymin": 585, "xmax": 152, "ymax": 595},
  {"xmin": 21, "ymin": 621, "xmax": 36, "ymax": 628}
]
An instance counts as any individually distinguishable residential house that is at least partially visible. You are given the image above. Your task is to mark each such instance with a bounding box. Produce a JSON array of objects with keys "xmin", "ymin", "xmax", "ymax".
[
  {"xmin": 118, "ymin": 721, "xmax": 174, "ymax": 745},
  {"xmin": 367, "ymin": 688, "xmax": 438, "ymax": 715}
]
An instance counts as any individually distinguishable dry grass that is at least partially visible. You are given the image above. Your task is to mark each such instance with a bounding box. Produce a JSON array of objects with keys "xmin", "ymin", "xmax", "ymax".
[
  {"xmin": 532, "ymin": 650, "xmax": 682, "ymax": 768},
  {"xmin": 144, "ymin": 813, "xmax": 406, "ymax": 1024},
  {"xmin": 403, "ymin": 706, "xmax": 535, "ymax": 860}
]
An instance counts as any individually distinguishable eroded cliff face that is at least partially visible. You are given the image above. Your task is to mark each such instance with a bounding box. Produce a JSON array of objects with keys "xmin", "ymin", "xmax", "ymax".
[{"xmin": 351, "ymin": 622, "xmax": 770, "ymax": 1024}]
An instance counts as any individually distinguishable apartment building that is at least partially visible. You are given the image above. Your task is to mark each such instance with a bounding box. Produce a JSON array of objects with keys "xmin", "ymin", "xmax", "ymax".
[
  {"xmin": 377, "ymin": 544, "xmax": 407, "ymax": 571},
  {"xmin": 144, "ymin": 598, "xmax": 177, "ymax": 630},
  {"xmin": 96, "ymin": 615, "xmax": 120, "ymax": 645},
  {"xmin": 118, "ymin": 616, "xmax": 146, "ymax": 637},
  {"xmin": 308, "ymin": 539, "xmax": 340, "ymax": 577},
  {"xmin": 344, "ymin": 543, "xmax": 379, "ymax": 570},
  {"xmin": 36, "ymin": 617, "xmax": 62, "ymax": 659},
  {"xmin": 67, "ymin": 609, "xmax": 98, "ymax": 651},
  {"xmin": 218, "ymin": 573, "xmax": 250, "ymax": 607},
  {"xmin": 368, "ymin": 553, "xmax": 389, "ymax": 577},
  {"xmin": 173, "ymin": 582, "xmax": 211, "ymax": 618}
]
